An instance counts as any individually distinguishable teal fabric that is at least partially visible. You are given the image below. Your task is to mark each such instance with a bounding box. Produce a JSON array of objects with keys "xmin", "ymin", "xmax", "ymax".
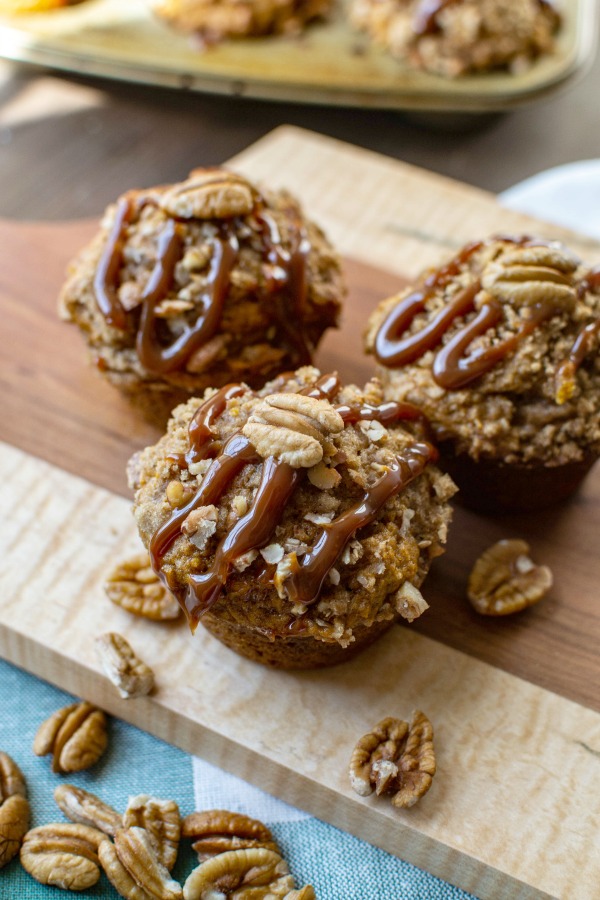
[{"xmin": 0, "ymin": 658, "xmax": 477, "ymax": 899}]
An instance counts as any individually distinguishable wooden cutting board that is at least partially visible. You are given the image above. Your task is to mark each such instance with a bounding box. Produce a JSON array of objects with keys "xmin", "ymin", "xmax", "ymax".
[{"xmin": 1, "ymin": 127, "xmax": 600, "ymax": 900}]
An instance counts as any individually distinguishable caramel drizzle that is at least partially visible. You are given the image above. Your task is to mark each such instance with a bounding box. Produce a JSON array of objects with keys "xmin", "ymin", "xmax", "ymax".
[
  {"xmin": 186, "ymin": 383, "xmax": 247, "ymax": 466},
  {"xmin": 374, "ymin": 236, "xmax": 567, "ymax": 390},
  {"xmin": 93, "ymin": 196, "xmax": 132, "ymax": 330},
  {"xmin": 555, "ymin": 269, "xmax": 600, "ymax": 402},
  {"xmin": 149, "ymin": 373, "xmax": 434, "ymax": 630},
  {"xmin": 258, "ymin": 207, "xmax": 313, "ymax": 367},
  {"xmin": 137, "ymin": 223, "xmax": 239, "ymax": 374},
  {"xmin": 94, "ymin": 191, "xmax": 315, "ymax": 375},
  {"xmin": 283, "ymin": 441, "xmax": 436, "ymax": 609}
]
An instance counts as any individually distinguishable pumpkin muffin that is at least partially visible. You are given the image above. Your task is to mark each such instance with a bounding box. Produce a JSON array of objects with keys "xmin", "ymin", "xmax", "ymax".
[
  {"xmin": 153, "ymin": 0, "xmax": 332, "ymax": 42},
  {"xmin": 365, "ymin": 235, "xmax": 600, "ymax": 512},
  {"xmin": 59, "ymin": 168, "xmax": 344, "ymax": 425},
  {"xmin": 130, "ymin": 367, "xmax": 456, "ymax": 668},
  {"xmin": 349, "ymin": 0, "xmax": 561, "ymax": 78}
]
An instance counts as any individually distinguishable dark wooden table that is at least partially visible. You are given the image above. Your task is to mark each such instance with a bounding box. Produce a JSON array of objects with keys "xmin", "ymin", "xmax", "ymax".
[{"xmin": 0, "ymin": 29, "xmax": 599, "ymax": 222}]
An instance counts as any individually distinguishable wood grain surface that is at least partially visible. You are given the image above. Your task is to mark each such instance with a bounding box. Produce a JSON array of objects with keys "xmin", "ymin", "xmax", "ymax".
[
  {"xmin": 1, "ymin": 440, "xmax": 599, "ymax": 900},
  {"xmin": 0, "ymin": 0, "xmax": 595, "ymax": 111},
  {"xmin": 1, "ymin": 127, "xmax": 600, "ymax": 898}
]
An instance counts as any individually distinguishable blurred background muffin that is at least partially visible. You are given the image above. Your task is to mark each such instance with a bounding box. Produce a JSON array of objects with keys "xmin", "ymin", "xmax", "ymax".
[
  {"xmin": 59, "ymin": 168, "xmax": 344, "ymax": 425},
  {"xmin": 350, "ymin": 0, "xmax": 561, "ymax": 78},
  {"xmin": 130, "ymin": 367, "xmax": 456, "ymax": 668},
  {"xmin": 365, "ymin": 235, "xmax": 600, "ymax": 512},
  {"xmin": 153, "ymin": 0, "xmax": 332, "ymax": 43}
]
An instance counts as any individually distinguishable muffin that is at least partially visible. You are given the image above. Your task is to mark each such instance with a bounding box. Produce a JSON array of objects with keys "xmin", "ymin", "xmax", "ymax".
[
  {"xmin": 365, "ymin": 235, "xmax": 600, "ymax": 513},
  {"xmin": 153, "ymin": 0, "xmax": 332, "ymax": 43},
  {"xmin": 130, "ymin": 367, "xmax": 456, "ymax": 668},
  {"xmin": 349, "ymin": 0, "xmax": 561, "ymax": 78},
  {"xmin": 59, "ymin": 168, "xmax": 344, "ymax": 425}
]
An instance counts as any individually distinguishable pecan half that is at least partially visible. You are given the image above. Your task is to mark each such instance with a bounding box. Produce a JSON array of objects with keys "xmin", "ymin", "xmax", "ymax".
[
  {"xmin": 95, "ymin": 632, "xmax": 155, "ymax": 699},
  {"xmin": 33, "ymin": 702, "xmax": 108, "ymax": 773},
  {"xmin": 481, "ymin": 244, "xmax": 578, "ymax": 309},
  {"xmin": 159, "ymin": 169, "xmax": 255, "ymax": 220},
  {"xmin": 100, "ymin": 827, "xmax": 183, "ymax": 900},
  {"xmin": 243, "ymin": 393, "xmax": 343, "ymax": 468},
  {"xmin": 182, "ymin": 809, "xmax": 277, "ymax": 860},
  {"xmin": 468, "ymin": 539, "xmax": 553, "ymax": 615},
  {"xmin": 105, "ymin": 554, "xmax": 181, "ymax": 621},
  {"xmin": 349, "ymin": 712, "xmax": 436, "ymax": 809},
  {"xmin": 20, "ymin": 823, "xmax": 107, "ymax": 891},
  {"xmin": 0, "ymin": 753, "xmax": 29, "ymax": 869},
  {"xmin": 124, "ymin": 796, "xmax": 180, "ymax": 872},
  {"xmin": 54, "ymin": 784, "xmax": 122, "ymax": 837},
  {"xmin": 183, "ymin": 848, "xmax": 294, "ymax": 900}
]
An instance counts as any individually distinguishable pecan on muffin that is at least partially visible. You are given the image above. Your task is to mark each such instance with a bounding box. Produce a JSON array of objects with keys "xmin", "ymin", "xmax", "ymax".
[
  {"xmin": 59, "ymin": 169, "xmax": 344, "ymax": 426},
  {"xmin": 349, "ymin": 0, "xmax": 561, "ymax": 78},
  {"xmin": 130, "ymin": 367, "xmax": 456, "ymax": 668},
  {"xmin": 153, "ymin": 0, "xmax": 332, "ymax": 43},
  {"xmin": 365, "ymin": 235, "xmax": 600, "ymax": 512}
]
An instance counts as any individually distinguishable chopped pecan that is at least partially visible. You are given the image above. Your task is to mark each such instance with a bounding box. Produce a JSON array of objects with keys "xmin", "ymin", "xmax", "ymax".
[
  {"xmin": 182, "ymin": 809, "xmax": 277, "ymax": 860},
  {"xmin": 105, "ymin": 554, "xmax": 181, "ymax": 621},
  {"xmin": 20, "ymin": 822, "xmax": 107, "ymax": 891},
  {"xmin": 183, "ymin": 848, "xmax": 294, "ymax": 900},
  {"xmin": 54, "ymin": 784, "xmax": 122, "ymax": 837},
  {"xmin": 99, "ymin": 827, "xmax": 183, "ymax": 900},
  {"xmin": 123, "ymin": 796, "xmax": 180, "ymax": 872},
  {"xmin": 349, "ymin": 712, "xmax": 436, "ymax": 809},
  {"xmin": 393, "ymin": 581, "xmax": 429, "ymax": 623},
  {"xmin": 243, "ymin": 393, "xmax": 343, "ymax": 468},
  {"xmin": 95, "ymin": 632, "xmax": 155, "ymax": 699},
  {"xmin": 0, "ymin": 754, "xmax": 29, "ymax": 868},
  {"xmin": 468, "ymin": 539, "xmax": 553, "ymax": 616},
  {"xmin": 33, "ymin": 702, "xmax": 108, "ymax": 773},
  {"xmin": 160, "ymin": 169, "xmax": 255, "ymax": 220}
]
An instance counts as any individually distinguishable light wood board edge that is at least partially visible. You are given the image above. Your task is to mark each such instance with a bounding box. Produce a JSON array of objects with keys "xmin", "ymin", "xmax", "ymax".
[
  {"xmin": 229, "ymin": 125, "xmax": 600, "ymax": 282},
  {"xmin": 1, "ymin": 441, "xmax": 599, "ymax": 900}
]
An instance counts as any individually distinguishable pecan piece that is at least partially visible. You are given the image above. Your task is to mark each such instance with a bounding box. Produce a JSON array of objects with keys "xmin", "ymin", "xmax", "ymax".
[
  {"xmin": 20, "ymin": 822, "xmax": 107, "ymax": 891},
  {"xmin": 105, "ymin": 554, "xmax": 181, "ymax": 621},
  {"xmin": 183, "ymin": 848, "xmax": 294, "ymax": 900},
  {"xmin": 160, "ymin": 169, "xmax": 255, "ymax": 220},
  {"xmin": 182, "ymin": 809, "xmax": 278, "ymax": 860},
  {"xmin": 243, "ymin": 393, "xmax": 343, "ymax": 468},
  {"xmin": 99, "ymin": 827, "xmax": 183, "ymax": 900},
  {"xmin": 54, "ymin": 784, "xmax": 122, "ymax": 837},
  {"xmin": 33, "ymin": 702, "xmax": 108, "ymax": 773},
  {"xmin": 95, "ymin": 632, "xmax": 155, "ymax": 699},
  {"xmin": 0, "ymin": 753, "xmax": 29, "ymax": 869},
  {"xmin": 349, "ymin": 712, "xmax": 436, "ymax": 809},
  {"xmin": 124, "ymin": 796, "xmax": 180, "ymax": 872},
  {"xmin": 468, "ymin": 539, "xmax": 553, "ymax": 616},
  {"xmin": 482, "ymin": 244, "xmax": 578, "ymax": 309}
]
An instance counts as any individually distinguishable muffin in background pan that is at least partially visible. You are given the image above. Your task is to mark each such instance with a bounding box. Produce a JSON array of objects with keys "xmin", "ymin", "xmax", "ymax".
[
  {"xmin": 350, "ymin": 0, "xmax": 561, "ymax": 78},
  {"xmin": 130, "ymin": 367, "xmax": 456, "ymax": 668},
  {"xmin": 365, "ymin": 235, "xmax": 600, "ymax": 513},
  {"xmin": 153, "ymin": 0, "xmax": 332, "ymax": 43},
  {"xmin": 58, "ymin": 168, "xmax": 344, "ymax": 426}
]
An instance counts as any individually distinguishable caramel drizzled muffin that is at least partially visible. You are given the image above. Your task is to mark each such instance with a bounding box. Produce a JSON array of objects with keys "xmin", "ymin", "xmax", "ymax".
[
  {"xmin": 130, "ymin": 367, "xmax": 456, "ymax": 668},
  {"xmin": 365, "ymin": 236, "xmax": 600, "ymax": 512},
  {"xmin": 350, "ymin": 0, "xmax": 560, "ymax": 78},
  {"xmin": 59, "ymin": 169, "xmax": 344, "ymax": 425},
  {"xmin": 153, "ymin": 0, "xmax": 332, "ymax": 43}
]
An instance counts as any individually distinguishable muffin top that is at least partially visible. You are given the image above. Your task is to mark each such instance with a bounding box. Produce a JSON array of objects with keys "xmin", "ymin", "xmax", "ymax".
[
  {"xmin": 131, "ymin": 367, "xmax": 456, "ymax": 647},
  {"xmin": 365, "ymin": 236, "xmax": 600, "ymax": 466},
  {"xmin": 350, "ymin": 0, "xmax": 560, "ymax": 78},
  {"xmin": 59, "ymin": 168, "xmax": 343, "ymax": 393},
  {"xmin": 153, "ymin": 0, "xmax": 332, "ymax": 40}
]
